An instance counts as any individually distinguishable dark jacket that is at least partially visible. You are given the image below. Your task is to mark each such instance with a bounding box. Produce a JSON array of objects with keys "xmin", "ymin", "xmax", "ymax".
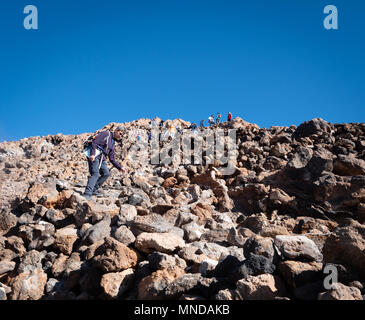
[{"xmin": 90, "ymin": 131, "xmax": 122, "ymax": 170}]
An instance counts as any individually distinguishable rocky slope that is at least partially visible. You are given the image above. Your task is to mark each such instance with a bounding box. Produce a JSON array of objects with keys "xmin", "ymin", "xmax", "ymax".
[{"xmin": 0, "ymin": 117, "xmax": 364, "ymax": 300}]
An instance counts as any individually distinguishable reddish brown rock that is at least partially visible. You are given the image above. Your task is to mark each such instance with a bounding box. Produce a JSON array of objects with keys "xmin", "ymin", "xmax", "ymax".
[
  {"xmin": 322, "ymin": 220, "xmax": 365, "ymax": 278},
  {"xmin": 236, "ymin": 274, "xmax": 287, "ymax": 300},
  {"xmin": 100, "ymin": 269, "xmax": 135, "ymax": 299},
  {"xmin": 9, "ymin": 268, "xmax": 47, "ymax": 300},
  {"xmin": 93, "ymin": 237, "xmax": 138, "ymax": 272},
  {"xmin": 53, "ymin": 226, "xmax": 78, "ymax": 255},
  {"xmin": 318, "ymin": 283, "xmax": 363, "ymax": 300},
  {"xmin": 138, "ymin": 266, "xmax": 185, "ymax": 300}
]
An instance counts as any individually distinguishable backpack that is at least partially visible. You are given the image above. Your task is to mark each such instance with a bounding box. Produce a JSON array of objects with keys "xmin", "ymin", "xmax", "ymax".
[
  {"xmin": 82, "ymin": 131, "xmax": 111, "ymax": 158},
  {"xmin": 83, "ymin": 134, "xmax": 97, "ymax": 150}
]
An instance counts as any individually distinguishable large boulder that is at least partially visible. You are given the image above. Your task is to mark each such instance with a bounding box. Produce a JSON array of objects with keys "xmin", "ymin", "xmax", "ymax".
[
  {"xmin": 18, "ymin": 222, "xmax": 55, "ymax": 250},
  {"xmin": 135, "ymin": 232, "xmax": 185, "ymax": 254},
  {"xmin": 0, "ymin": 261, "xmax": 16, "ymax": 276},
  {"xmin": 333, "ymin": 155, "xmax": 365, "ymax": 176},
  {"xmin": 117, "ymin": 204, "xmax": 137, "ymax": 226},
  {"xmin": 137, "ymin": 266, "xmax": 185, "ymax": 300},
  {"xmin": 26, "ymin": 181, "xmax": 61, "ymax": 208},
  {"xmin": 133, "ymin": 214, "xmax": 173, "ymax": 233},
  {"xmin": 0, "ymin": 211, "xmax": 17, "ymax": 236},
  {"xmin": 318, "ymin": 283, "xmax": 363, "ymax": 300},
  {"xmin": 53, "ymin": 226, "xmax": 78, "ymax": 255},
  {"xmin": 113, "ymin": 225, "xmax": 136, "ymax": 246},
  {"xmin": 236, "ymin": 274, "xmax": 287, "ymax": 300},
  {"xmin": 93, "ymin": 237, "xmax": 138, "ymax": 272},
  {"xmin": 83, "ymin": 214, "xmax": 111, "ymax": 244},
  {"xmin": 243, "ymin": 236, "xmax": 276, "ymax": 262},
  {"xmin": 164, "ymin": 273, "xmax": 205, "ymax": 299},
  {"xmin": 100, "ymin": 269, "xmax": 135, "ymax": 299},
  {"xmin": 274, "ymin": 235, "xmax": 323, "ymax": 262},
  {"xmin": 278, "ymin": 260, "xmax": 323, "ymax": 289},
  {"xmin": 293, "ymin": 118, "xmax": 333, "ymax": 139},
  {"xmin": 322, "ymin": 220, "xmax": 365, "ymax": 278},
  {"xmin": 9, "ymin": 268, "xmax": 48, "ymax": 300},
  {"xmin": 148, "ymin": 252, "xmax": 187, "ymax": 271}
]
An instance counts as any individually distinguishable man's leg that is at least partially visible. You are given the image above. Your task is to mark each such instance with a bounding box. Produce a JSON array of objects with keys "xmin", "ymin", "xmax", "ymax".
[
  {"xmin": 84, "ymin": 157, "xmax": 101, "ymax": 196},
  {"xmin": 92, "ymin": 159, "xmax": 110, "ymax": 194}
]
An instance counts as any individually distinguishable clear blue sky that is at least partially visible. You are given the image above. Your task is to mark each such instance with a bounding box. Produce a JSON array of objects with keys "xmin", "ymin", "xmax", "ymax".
[{"xmin": 0, "ymin": 0, "xmax": 364, "ymax": 141}]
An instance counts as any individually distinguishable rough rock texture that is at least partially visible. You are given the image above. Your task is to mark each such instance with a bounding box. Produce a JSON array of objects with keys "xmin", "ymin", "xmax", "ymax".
[
  {"xmin": 274, "ymin": 235, "xmax": 323, "ymax": 262},
  {"xmin": 0, "ymin": 118, "xmax": 365, "ymax": 300},
  {"xmin": 322, "ymin": 220, "xmax": 365, "ymax": 278},
  {"xmin": 135, "ymin": 232, "xmax": 185, "ymax": 254},
  {"xmin": 236, "ymin": 274, "xmax": 287, "ymax": 300},
  {"xmin": 9, "ymin": 268, "xmax": 48, "ymax": 300},
  {"xmin": 318, "ymin": 283, "xmax": 363, "ymax": 300},
  {"xmin": 100, "ymin": 269, "xmax": 134, "ymax": 299},
  {"xmin": 93, "ymin": 237, "xmax": 138, "ymax": 272}
]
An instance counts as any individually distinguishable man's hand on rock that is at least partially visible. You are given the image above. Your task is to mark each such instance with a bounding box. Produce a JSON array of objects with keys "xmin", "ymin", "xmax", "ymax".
[{"xmin": 119, "ymin": 167, "xmax": 126, "ymax": 174}]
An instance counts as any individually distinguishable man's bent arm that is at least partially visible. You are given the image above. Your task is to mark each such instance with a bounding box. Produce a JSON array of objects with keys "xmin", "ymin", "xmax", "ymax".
[{"xmin": 108, "ymin": 147, "xmax": 122, "ymax": 170}]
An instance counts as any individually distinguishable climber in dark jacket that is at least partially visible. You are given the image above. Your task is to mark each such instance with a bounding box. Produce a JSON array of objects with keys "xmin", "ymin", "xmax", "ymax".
[{"xmin": 83, "ymin": 127, "xmax": 125, "ymax": 200}]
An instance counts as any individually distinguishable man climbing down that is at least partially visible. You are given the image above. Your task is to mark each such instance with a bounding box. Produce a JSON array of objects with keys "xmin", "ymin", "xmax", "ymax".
[{"xmin": 83, "ymin": 127, "xmax": 125, "ymax": 200}]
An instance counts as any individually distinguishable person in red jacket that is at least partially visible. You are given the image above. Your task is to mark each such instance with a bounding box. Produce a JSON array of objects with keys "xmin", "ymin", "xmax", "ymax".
[{"xmin": 227, "ymin": 112, "xmax": 232, "ymax": 122}]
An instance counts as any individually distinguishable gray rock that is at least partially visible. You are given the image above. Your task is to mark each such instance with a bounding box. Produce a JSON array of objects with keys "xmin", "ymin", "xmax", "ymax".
[
  {"xmin": 18, "ymin": 221, "xmax": 55, "ymax": 250},
  {"xmin": 18, "ymin": 250, "xmax": 47, "ymax": 273},
  {"xmin": 0, "ymin": 261, "xmax": 16, "ymax": 275},
  {"xmin": 274, "ymin": 235, "xmax": 323, "ymax": 262},
  {"xmin": 182, "ymin": 222, "xmax": 204, "ymax": 242},
  {"xmin": 164, "ymin": 273, "xmax": 202, "ymax": 299},
  {"xmin": 117, "ymin": 204, "xmax": 137, "ymax": 226},
  {"xmin": 190, "ymin": 242, "xmax": 230, "ymax": 261},
  {"xmin": 113, "ymin": 225, "xmax": 136, "ymax": 246},
  {"xmin": 169, "ymin": 226, "xmax": 185, "ymax": 239},
  {"xmin": 199, "ymin": 258, "xmax": 218, "ymax": 277},
  {"xmin": 0, "ymin": 211, "xmax": 17, "ymax": 236},
  {"xmin": 148, "ymin": 252, "xmax": 187, "ymax": 271},
  {"xmin": 0, "ymin": 287, "xmax": 7, "ymax": 300},
  {"xmin": 176, "ymin": 211, "xmax": 199, "ymax": 227},
  {"xmin": 128, "ymin": 194, "xmax": 143, "ymax": 206},
  {"xmin": 133, "ymin": 214, "xmax": 173, "ymax": 233},
  {"xmin": 243, "ymin": 236, "xmax": 276, "ymax": 262},
  {"xmin": 18, "ymin": 213, "xmax": 41, "ymax": 225},
  {"xmin": 83, "ymin": 215, "xmax": 111, "ymax": 244}
]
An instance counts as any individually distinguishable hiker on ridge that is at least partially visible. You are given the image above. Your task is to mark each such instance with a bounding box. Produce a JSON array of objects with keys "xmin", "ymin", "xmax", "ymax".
[
  {"xmin": 216, "ymin": 112, "xmax": 221, "ymax": 125},
  {"xmin": 227, "ymin": 112, "xmax": 232, "ymax": 122},
  {"xmin": 83, "ymin": 127, "xmax": 125, "ymax": 200},
  {"xmin": 200, "ymin": 119, "xmax": 205, "ymax": 128},
  {"xmin": 208, "ymin": 115, "xmax": 215, "ymax": 127}
]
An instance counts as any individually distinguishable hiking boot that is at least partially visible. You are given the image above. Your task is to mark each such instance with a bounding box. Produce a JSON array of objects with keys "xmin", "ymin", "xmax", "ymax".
[
  {"xmin": 82, "ymin": 193, "xmax": 92, "ymax": 200},
  {"xmin": 92, "ymin": 190, "xmax": 103, "ymax": 196}
]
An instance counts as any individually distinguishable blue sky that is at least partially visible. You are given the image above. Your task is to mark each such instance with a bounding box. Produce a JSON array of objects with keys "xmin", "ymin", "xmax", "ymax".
[{"xmin": 0, "ymin": 0, "xmax": 364, "ymax": 141}]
